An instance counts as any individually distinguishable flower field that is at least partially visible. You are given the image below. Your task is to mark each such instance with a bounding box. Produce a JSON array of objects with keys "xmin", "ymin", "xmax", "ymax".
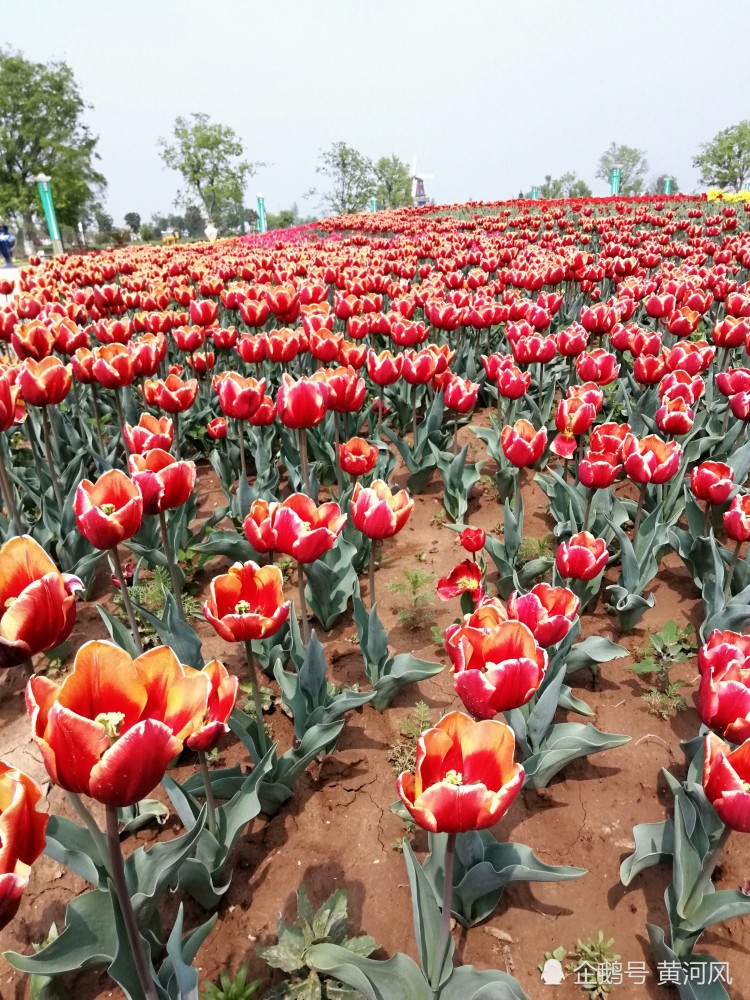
[{"xmin": 0, "ymin": 193, "xmax": 749, "ymax": 999}]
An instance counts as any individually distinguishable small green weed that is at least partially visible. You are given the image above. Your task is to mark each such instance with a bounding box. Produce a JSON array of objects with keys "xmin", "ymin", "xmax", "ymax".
[
  {"xmin": 627, "ymin": 620, "xmax": 695, "ymax": 719},
  {"xmin": 386, "ymin": 569, "xmax": 436, "ymax": 630},
  {"xmin": 387, "ymin": 701, "xmax": 434, "ymax": 774}
]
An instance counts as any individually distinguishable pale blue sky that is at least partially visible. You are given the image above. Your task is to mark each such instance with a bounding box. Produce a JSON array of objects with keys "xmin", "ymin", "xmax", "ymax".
[{"xmin": 3, "ymin": 0, "xmax": 749, "ymax": 222}]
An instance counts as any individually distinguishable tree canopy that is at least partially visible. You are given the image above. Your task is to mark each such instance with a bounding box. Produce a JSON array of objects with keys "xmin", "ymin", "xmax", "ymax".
[
  {"xmin": 372, "ymin": 155, "xmax": 412, "ymax": 209},
  {"xmin": 539, "ymin": 172, "xmax": 592, "ymax": 199},
  {"xmin": 0, "ymin": 48, "xmax": 105, "ymax": 233},
  {"xmin": 693, "ymin": 121, "xmax": 750, "ymax": 192},
  {"xmin": 316, "ymin": 142, "xmax": 375, "ymax": 215},
  {"xmin": 158, "ymin": 113, "xmax": 259, "ymax": 229},
  {"xmin": 596, "ymin": 143, "xmax": 649, "ymax": 195}
]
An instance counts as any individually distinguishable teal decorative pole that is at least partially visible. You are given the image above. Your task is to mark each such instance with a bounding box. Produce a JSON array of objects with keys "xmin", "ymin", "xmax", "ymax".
[
  {"xmin": 609, "ymin": 167, "xmax": 622, "ymax": 196},
  {"xmin": 530, "ymin": 186, "xmax": 541, "ymax": 199},
  {"xmin": 663, "ymin": 176, "xmax": 673, "ymax": 195},
  {"xmin": 256, "ymin": 194, "xmax": 267, "ymax": 233},
  {"xmin": 368, "ymin": 197, "xmax": 378, "ymax": 212},
  {"xmin": 33, "ymin": 173, "xmax": 64, "ymax": 255}
]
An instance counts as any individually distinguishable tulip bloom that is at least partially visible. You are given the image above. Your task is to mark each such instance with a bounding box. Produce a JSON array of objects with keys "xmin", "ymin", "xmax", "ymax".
[
  {"xmin": 339, "ymin": 437, "xmax": 378, "ymax": 477},
  {"xmin": 402, "ymin": 349, "xmax": 438, "ymax": 385},
  {"xmin": 250, "ymin": 395, "xmax": 276, "ymax": 426},
  {"xmin": 184, "ymin": 659, "xmax": 239, "ymax": 752},
  {"xmin": 207, "ymin": 417, "xmax": 228, "ymax": 440},
  {"xmin": 655, "ymin": 397, "xmax": 694, "ymax": 436},
  {"xmin": 698, "ymin": 630, "xmax": 750, "ymax": 744},
  {"xmin": 690, "ymin": 462, "xmax": 734, "ymax": 506},
  {"xmin": 703, "ymin": 732, "xmax": 750, "ymax": 832},
  {"xmin": 578, "ymin": 451, "xmax": 621, "ymax": 489},
  {"xmin": 271, "ymin": 494, "xmax": 347, "ymax": 564},
  {"xmin": 396, "ymin": 711, "xmax": 524, "ymax": 833},
  {"xmin": 576, "ymin": 349, "xmax": 620, "ymax": 385},
  {"xmin": 18, "ymin": 357, "xmax": 72, "ymax": 407},
  {"xmin": 350, "ymin": 480, "xmax": 414, "ymax": 539},
  {"xmin": 203, "ymin": 561, "xmax": 290, "ymax": 642},
  {"xmin": 450, "ymin": 619, "xmax": 548, "ymax": 719},
  {"xmin": 26, "ymin": 641, "xmax": 211, "ymax": 806},
  {"xmin": 144, "ymin": 373, "xmax": 199, "ymax": 413},
  {"xmin": 459, "ymin": 527, "xmax": 486, "ymax": 553},
  {"xmin": 366, "ymin": 349, "xmax": 403, "ymax": 386},
  {"xmin": 276, "ymin": 372, "xmax": 329, "ymax": 428},
  {"xmin": 74, "ymin": 469, "xmax": 144, "ymax": 550},
  {"xmin": 11, "ymin": 321, "xmax": 54, "ymax": 361},
  {"xmin": 443, "ymin": 375, "xmax": 480, "ymax": 414},
  {"xmin": 122, "ymin": 413, "xmax": 174, "ymax": 454},
  {"xmin": 555, "ymin": 531, "xmax": 608, "ymax": 581},
  {"xmin": 551, "ymin": 397, "xmax": 597, "ymax": 460},
  {"xmin": 0, "ymin": 535, "xmax": 81, "ymax": 668},
  {"xmin": 506, "ymin": 583, "xmax": 580, "ymax": 647},
  {"xmin": 589, "ymin": 422, "xmax": 630, "ymax": 459},
  {"xmin": 0, "ymin": 372, "xmax": 23, "ymax": 432},
  {"xmin": 129, "ymin": 449, "xmax": 196, "ymax": 515},
  {"xmin": 214, "ymin": 371, "xmax": 266, "ymax": 421},
  {"xmin": 724, "ymin": 495, "xmax": 750, "ymax": 543},
  {"xmin": 91, "ymin": 343, "xmax": 136, "ymax": 390},
  {"xmin": 320, "ymin": 366, "xmax": 366, "ymax": 413},
  {"xmin": 0, "ymin": 760, "xmax": 48, "ymax": 931},
  {"xmin": 501, "ymin": 419, "xmax": 547, "ymax": 467},
  {"xmin": 437, "ymin": 559, "xmax": 484, "ymax": 604},
  {"xmin": 621, "ymin": 433, "xmax": 682, "ymax": 485},
  {"xmin": 190, "ymin": 299, "xmax": 219, "ymax": 327}
]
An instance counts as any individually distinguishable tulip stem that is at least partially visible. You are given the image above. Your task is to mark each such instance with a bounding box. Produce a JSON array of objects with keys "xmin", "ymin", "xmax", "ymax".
[
  {"xmin": 105, "ymin": 805, "xmax": 159, "ymax": 1000},
  {"xmin": 430, "ymin": 832, "xmax": 456, "ymax": 991},
  {"xmin": 297, "ymin": 562, "xmax": 311, "ymax": 644},
  {"xmin": 0, "ymin": 440, "xmax": 22, "ymax": 535},
  {"xmin": 114, "ymin": 390, "xmax": 130, "ymax": 466},
  {"xmin": 238, "ymin": 418, "xmax": 247, "ymax": 485},
  {"xmin": 243, "ymin": 642, "xmax": 269, "ymax": 755},
  {"xmin": 110, "ymin": 548, "xmax": 144, "ymax": 654},
  {"xmin": 90, "ymin": 384, "xmax": 105, "ymax": 456},
  {"xmin": 377, "ymin": 385, "xmax": 384, "ymax": 439},
  {"xmin": 368, "ymin": 543, "xmax": 377, "ymax": 609},
  {"xmin": 333, "ymin": 412, "xmax": 343, "ymax": 497},
  {"xmin": 724, "ymin": 539, "xmax": 743, "ymax": 596},
  {"xmin": 453, "ymin": 417, "xmax": 459, "ymax": 456},
  {"xmin": 198, "ymin": 751, "xmax": 217, "ymax": 837},
  {"xmin": 41, "ymin": 407, "xmax": 64, "ymax": 509},
  {"xmin": 583, "ymin": 489, "xmax": 594, "ymax": 532},
  {"xmin": 66, "ymin": 792, "xmax": 109, "ymax": 869},
  {"xmin": 413, "ymin": 383, "xmax": 419, "ymax": 444},
  {"xmin": 158, "ymin": 510, "xmax": 184, "ymax": 619},
  {"xmin": 173, "ymin": 410, "xmax": 181, "ymax": 460},
  {"xmin": 298, "ymin": 427, "xmax": 310, "ymax": 496},
  {"xmin": 703, "ymin": 502, "xmax": 711, "ymax": 537},
  {"xmin": 631, "ymin": 482, "xmax": 648, "ymax": 545}
]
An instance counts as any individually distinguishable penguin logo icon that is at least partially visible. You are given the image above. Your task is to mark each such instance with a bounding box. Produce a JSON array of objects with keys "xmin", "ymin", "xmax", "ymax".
[{"xmin": 541, "ymin": 958, "xmax": 565, "ymax": 985}]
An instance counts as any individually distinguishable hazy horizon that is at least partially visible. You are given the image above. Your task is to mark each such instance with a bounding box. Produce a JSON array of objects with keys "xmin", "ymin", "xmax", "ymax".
[{"xmin": 3, "ymin": 0, "xmax": 749, "ymax": 224}]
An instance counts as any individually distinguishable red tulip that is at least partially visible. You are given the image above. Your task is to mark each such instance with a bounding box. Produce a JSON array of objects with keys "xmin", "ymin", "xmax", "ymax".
[
  {"xmin": 690, "ymin": 462, "xmax": 734, "ymax": 505},
  {"xmin": 507, "ymin": 583, "xmax": 580, "ymax": 647},
  {"xmin": 74, "ymin": 469, "xmax": 144, "ymax": 549},
  {"xmin": 557, "ymin": 324, "xmax": 588, "ymax": 357},
  {"xmin": 589, "ymin": 422, "xmax": 630, "ymax": 459},
  {"xmin": 655, "ymin": 397, "xmax": 694, "ymax": 436},
  {"xmin": 184, "ymin": 659, "xmax": 239, "ymax": 752},
  {"xmin": 459, "ymin": 527, "xmax": 486, "ymax": 553},
  {"xmin": 576, "ymin": 349, "xmax": 620, "ymax": 385},
  {"xmin": 437, "ymin": 559, "xmax": 484, "ymax": 604},
  {"xmin": 0, "ymin": 535, "xmax": 82, "ymax": 668},
  {"xmin": 724, "ymin": 495, "xmax": 750, "ymax": 543},
  {"xmin": 144, "ymin": 373, "xmax": 198, "ymax": 413},
  {"xmin": 27, "ymin": 641, "xmax": 211, "ymax": 806},
  {"xmin": 717, "ymin": 368, "xmax": 750, "ymax": 397},
  {"xmin": 122, "ymin": 413, "xmax": 174, "ymax": 454},
  {"xmin": 713, "ymin": 316, "xmax": 749, "ymax": 349},
  {"xmin": 402, "ymin": 349, "xmax": 438, "ymax": 385},
  {"xmin": 0, "ymin": 372, "xmax": 23, "ymax": 432},
  {"xmin": 339, "ymin": 437, "xmax": 378, "ymax": 477},
  {"xmin": 396, "ymin": 711, "xmax": 524, "ymax": 833},
  {"xmin": 443, "ymin": 375, "xmax": 480, "ymax": 414},
  {"xmin": 0, "ymin": 760, "xmax": 48, "ymax": 930},
  {"xmin": 203, "ymin": 561, "xmax": 290, "ymax": 642},
  {"xmin": 207, "ymin": 417, "xmax": 228, "ymax": 440},
  {"xmin": 450, "ymin": 618, "xmax": 548, "ymax": 718},
  {"xmin": 173, "ymin": 326, "xmax": 206, "ymax": 353},
  {"xmin": 18, "ymin": 357, "xmax": 71, "ymax": 407},
  {"xmin": 501, "ymin": 419, "xmax": 547, "ymax": 467},
  {"xmin": 555, "ymin": 531, "xmax": 608, "ymax": 580},
  {"xmin": 249, "ymin": 394, "xmax": 276, "ymax": 426},
  {"xmin": 91, "ymin": 343, "xmax": 135, "ymax": 390},
  {"xmin": 276, "ymin": 372, "xmax": 329, "ymax": 428},
  {"xmin": 578, "ymin": 451, "xmax": 621, "ymax": 489},
  {"xmin": 350, "ymin": 480, "xmax": 413, "ymax": 539},
  {"xmin": 270, "ymin": 494, "xmax": 347, "ymax": 564},
  {"xmin": 698, "ymin": 630, "xmax": 750, "ymax": 744},
  {"xmin": 703, "ymin": 732, "xmax": 750, "ymax": 832},
  {"xmin": 129, "ymin": 449, "xmax": 196, "ymax": 515},
  {"xmin": 366, "ymin": 349, "xmax": 403, "ymax": 386},
  {"xmin": 131, "ymin": 333, "xmax": 166, "ymax": 377},
  {"xmin": 320, "ymin": 366, "xmax": 366, "ymax": 412},
  {"xmin": 189, "ymin": 299, "xmax": 219, "ymax": 327},
  {"xmin": 91, "ymin": 318, "xmax": 133, "ymax": 345},
  {"xmin": 214, "ymin": 371, "xmax": 266, "ymax": 421},
  {"xmin": 11, "ymin": 321, "xmax": 54, "ymax": 361},
  {"xmin": 236, "ymin": 333, "xmax": 268, "ymax": 364},
  {"xmin": 621, "ymin": 433, "xmax": 682, "ymax": 485}
]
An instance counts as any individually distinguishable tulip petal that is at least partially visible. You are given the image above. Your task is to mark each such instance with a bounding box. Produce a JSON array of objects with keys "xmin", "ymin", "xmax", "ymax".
[
  {"xmin": 89, "ymin": 719, "xmax": 183, "ymax": 806},
  {"xmin": 58, "ymin": 640, "xmax": 146, "ymax": 728}
]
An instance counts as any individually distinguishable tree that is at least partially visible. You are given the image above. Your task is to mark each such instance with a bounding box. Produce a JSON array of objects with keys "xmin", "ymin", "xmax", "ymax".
[
  {"xmin": 184, "ymin": 204, "xmax": 205, "ymax": 238},
  {"xmin": 596, "ymin": 143, "xmax": 649, "ymax": 195},
  {"xmin": 158, "ymin": 112, "xmax": 259, "ymax": 225},
  {"xmin": 266, "ymin": 205, "xmax": 298, "ymax": 230},
  {"xmin": 0, "ymin": 48, "xmax": 106, "ymax": 243},
  {"xmin": 539, "ymin": 172, "xmax": 592, "ymax": 199},
  {"xmin": 650, "ymin": 175, "xmax": 680, "ymax": 195},
  {"xmin": 124, "ymin": 212, "xmax": 141, "ymax": 233},
  {"xmin": 372, "ymin": 155, "xmax": 412, "ymax": 208},
  {"xmin": 693, "ymin": 122, "xmax": 750, "ymax": 192},
  {"xmin": 93, "ymin": 207, "xmax": 114, "ymax": 236},
  {"xmin": 316, "ymin": 142, "xmax": 374, "ymax": 215}
]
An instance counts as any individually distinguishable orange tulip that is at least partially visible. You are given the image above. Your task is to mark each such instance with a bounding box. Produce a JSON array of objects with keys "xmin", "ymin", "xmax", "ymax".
[
  {"xmin": 0, "ymin": 760, "xmax": 48, "ymax": 930},
  {"xmin": 18, "ymin": 357, "xmax": 72, "ymax": 407},
  {"xmin": 397, "ymin": 711, "xmax": 524, "ymax": 833},
  {"xmin": 129, "ymin": 449, "xmax": 196, "ymax": 515},
  {"xmin": 0, "ymin": 536, "xmax": 81, "ymax": 668},
  {"xmin": 122, "ymin": 413, "xmax": 174, "ymax": 454},
  {"xmin": 74, "ymin": 469, "xmax": 143, "ymax": 550},
  {"xmin": 185, "ymin": 659, "xmax": 238, "ymax": 752},
  {"xmin": 27, "ymin": 641, "xmax": 211, "ymax": 806},
  {"xmin": 203, "ymin": 561, "xmax": 290, "ymax": 642},
  {"xmin": 350, "ymin": 479, "xmax": 413, "ymax": 539},
  {"xmin": 339, "ymin": 437, "xmax": 378, "ymax": 477},
  {"xmin": 144, "ymin": 373, "xmax": 198, "ymax": 413}
]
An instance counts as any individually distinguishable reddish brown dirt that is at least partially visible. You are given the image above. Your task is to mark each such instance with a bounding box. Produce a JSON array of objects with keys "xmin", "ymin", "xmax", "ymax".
[{"xmin": 1, "ymin": 430, "xmax": 750, "ymax": 1000}]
